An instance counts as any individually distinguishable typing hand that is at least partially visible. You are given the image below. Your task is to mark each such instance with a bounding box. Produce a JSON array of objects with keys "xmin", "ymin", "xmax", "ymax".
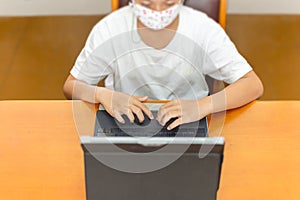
[
  {"xmin": 156, "ymin": 99, "xmax": 207, "ymax": 130},
  {"xmin": 98, "ymin": 88, "xmax": 154, "ymax": 124}
]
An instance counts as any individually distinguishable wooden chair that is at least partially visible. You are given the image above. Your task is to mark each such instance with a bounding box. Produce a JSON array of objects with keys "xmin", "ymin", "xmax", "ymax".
[{"xmin": 111, "ymin": 0, "xmax": 227, "ymax": 94}]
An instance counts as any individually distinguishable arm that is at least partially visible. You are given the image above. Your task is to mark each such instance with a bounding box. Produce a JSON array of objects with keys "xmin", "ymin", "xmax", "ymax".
[
  {"xmin": 205, "ymin": 70, "xmax": 264, "ymax": 113},
  {"xmin": 63, "ymin": 74, "xmax": 153, "ymax": 123},
  {"xmin": 63, "ymin": 74, "xmax": 105, "ymax": 103},
  {"xmin": 157, "ymin": 70, "xmax": 264, "ymax": 130}
]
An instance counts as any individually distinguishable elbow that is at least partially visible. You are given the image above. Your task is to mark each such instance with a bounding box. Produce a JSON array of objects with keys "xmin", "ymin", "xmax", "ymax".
[
  {"xmin": 255, "ymin": 76, "xmax": 264, "ymax": 99},
  {"xmin": 248, "ymin": 70, "xmax": 264, "ymax": 100},
  {"xmin": 63, "ymin": 81, "xmax": 72, "ymax": 100}
]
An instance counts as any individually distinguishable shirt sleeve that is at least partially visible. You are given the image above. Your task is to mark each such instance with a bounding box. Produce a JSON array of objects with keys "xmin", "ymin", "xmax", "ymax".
[
  {"xmin": 70, "ymin": 21, "xmax": 114, "ymax": 85},
  {"xmin": 202, "ymin": 18, "xmax": 252, "ymax": 84}
]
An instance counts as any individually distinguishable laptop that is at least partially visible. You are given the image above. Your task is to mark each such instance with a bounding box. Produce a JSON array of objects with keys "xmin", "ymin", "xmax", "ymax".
[
  {"xmin": 80, "ymin": 103, "xmax": 225, "ymax": 200},
  {"xmin": 94, "ymin": 103, "xmax": 208, "ymax": 137}
]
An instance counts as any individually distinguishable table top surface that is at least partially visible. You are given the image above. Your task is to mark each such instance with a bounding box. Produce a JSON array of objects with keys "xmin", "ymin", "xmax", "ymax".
[{"xmin": 0, "ymin": 100, "xmax": 300, "ymax": 200}]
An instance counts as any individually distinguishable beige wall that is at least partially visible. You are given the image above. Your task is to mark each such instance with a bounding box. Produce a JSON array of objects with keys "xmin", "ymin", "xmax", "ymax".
[
  {"xmin": 0, "ymin": 0, "xmax": 111, "ymax": 16},
  {"xmin": 228, "ymin": 0, "xmax": 300, "ymax": 14},
  {"xmin": 1, "ymin": 0, "xmax": 300, "ymax": 16}
]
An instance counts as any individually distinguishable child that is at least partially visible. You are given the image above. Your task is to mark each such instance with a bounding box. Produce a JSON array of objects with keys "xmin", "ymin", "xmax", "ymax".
[{"xmin": 63, "ymin": 0, "xmax": 264, "ymax": 130}]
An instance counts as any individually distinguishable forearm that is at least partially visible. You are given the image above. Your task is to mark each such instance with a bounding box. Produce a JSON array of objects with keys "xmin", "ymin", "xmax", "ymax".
[
  {"xmin": 199, "ymin": 71, "xmax": 264, "ymax": 115},
  {"xmin": 63, "ymin": 76, "xmax": 109, "ymax": 104}
]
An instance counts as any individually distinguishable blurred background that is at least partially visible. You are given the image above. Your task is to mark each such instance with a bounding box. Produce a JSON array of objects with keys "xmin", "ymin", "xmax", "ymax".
[{"xmin": 0, "ymin": 0, "xmax": 299, "ymax": 100}]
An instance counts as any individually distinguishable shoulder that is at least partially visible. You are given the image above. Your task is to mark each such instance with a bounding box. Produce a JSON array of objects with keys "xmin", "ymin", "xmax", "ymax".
[
  {"xmin": 93, "ymin": 6, "xmax": 133, "ymax": 32},
  {"xmin": 181, "ymin": 6, "xmax": 209, "ymax": 22},
  {"xmin": 180, "ymin": 6, "xmax": 223, "ymax": 32},
  {"xmin": 179, "ymin": 6, "xmax": 228, "ymax": 46},
  {"xmin": 101, "ymin": 6, "xmax": 132, "ymax": 23},
  {"xmin": 180, "ymin": 6, "xmax": 217, "ymax": 27},
  {"xmin": 84, "ymin": 6, "xmax": 133, "ymax": 45}
]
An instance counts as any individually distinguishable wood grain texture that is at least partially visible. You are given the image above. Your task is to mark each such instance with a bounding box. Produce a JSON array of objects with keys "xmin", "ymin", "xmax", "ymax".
[
  {"xmin": 0, "ymin": 101, "xmax": 86, "ymax": 200},
  {"xmin": 0, "ymin": 100, "xmax": 300, "ymax": 199},
  {"xmin": 217, "ymin": 101, "xmax": 300, "ymax": 199}
]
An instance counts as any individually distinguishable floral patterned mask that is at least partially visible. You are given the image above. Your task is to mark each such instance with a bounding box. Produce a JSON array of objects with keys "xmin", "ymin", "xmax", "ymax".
[{"xmin": 131, "ymin": 0, "xmax": 182, "ymax": 30}]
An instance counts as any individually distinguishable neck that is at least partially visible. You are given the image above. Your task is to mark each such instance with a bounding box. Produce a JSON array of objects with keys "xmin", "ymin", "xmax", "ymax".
[{"xmin": 136, "ymin": 16, "xmax": 180, "ymax": 50}]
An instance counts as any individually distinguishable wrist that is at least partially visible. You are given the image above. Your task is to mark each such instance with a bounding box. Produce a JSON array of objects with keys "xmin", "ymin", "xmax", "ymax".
[
  {"xmin": 95, "ymin": 87, "xmax": 112, "ymax": 104},
  {"xmin": 197, "ymin": 96, "xmax": 213, "ymax": 116}
]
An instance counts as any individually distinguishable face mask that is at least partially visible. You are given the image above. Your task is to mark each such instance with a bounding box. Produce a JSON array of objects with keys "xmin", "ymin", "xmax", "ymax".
[{"xmin": 131, "ymin": 1, "xmax": 182, "ymax": 30}]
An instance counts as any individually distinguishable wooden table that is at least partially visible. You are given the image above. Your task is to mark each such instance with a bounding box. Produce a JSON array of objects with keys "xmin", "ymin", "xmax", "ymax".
[{"xmin": 0, "ymin": 101, "xmax": 300, "ymax": 200}]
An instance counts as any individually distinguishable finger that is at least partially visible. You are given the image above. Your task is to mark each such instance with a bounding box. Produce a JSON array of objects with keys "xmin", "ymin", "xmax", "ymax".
[
  {"xmin": 157, "ymin": 105, "xmax": 169, "ymax": 123},
  {"xmin": 114, "ymin": 112, "xmax": 125, "ymax": 124},
  {"xmin": 103, "ymin": 106, "xmax": 114, "ymax": 117},
  {"xmin": 130, "ymin": 105, "xmax": 145, "ymax": 123},
  {"xmin": 136, "ymin": 96, "xmax": 148, "ymax": 102},
  {"xmin": 133, "ymin": 100, "xmax": 154, "ymax": 119},
  {"xmin": 125, "ymin": 109, "xmax": 135, "ymax": 123},
  {"xmin": 160, "ymin": 100, "xmax": 179, "ymax": 110},
  {"xmin": 157, "ymin": 105, "xmax": 181, "ymax": 124},
  {"xmin": 160, "ymin": 110, "xmax": 182, "ymax": 126},
  {"xmin": 157, "ymin": 102, "xmax": 172, "ymax": 120},
  {"xmin": 157, "ymin": 100, "xmax": 180, "ymax": 119},
  {"xmin": 167, "ymin": 118, "xmax": 183, "ymax": 130},
  {"xmin": 142, "ymin": 107, "xmax": 154, "ymax": 120}
]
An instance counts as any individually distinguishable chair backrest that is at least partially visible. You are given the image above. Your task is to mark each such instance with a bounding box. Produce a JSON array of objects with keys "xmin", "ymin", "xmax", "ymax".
[{"xmin": 112, "ymin": 0, "xmax": 226, "ymax": 28}]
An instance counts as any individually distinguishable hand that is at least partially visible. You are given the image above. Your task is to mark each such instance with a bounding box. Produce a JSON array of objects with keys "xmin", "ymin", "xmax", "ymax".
[
  {"xmin": 97, "ymin": 88, "xmax": 154, "ymax": 124},
  {"xmin": 156, "ymin": 99, "xmax": 211, "ymax": 130}
]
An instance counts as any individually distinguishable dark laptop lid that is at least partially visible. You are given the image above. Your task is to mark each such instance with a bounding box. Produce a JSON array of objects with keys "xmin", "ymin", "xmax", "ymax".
[{"xmin": 81, "ymin": 136, "xmax": 224, "ymax": 200}]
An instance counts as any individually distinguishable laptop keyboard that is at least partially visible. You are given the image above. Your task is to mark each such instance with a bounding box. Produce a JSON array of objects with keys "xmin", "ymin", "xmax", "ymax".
[
  {"xmin": 95, "ymin": 127, "xmax": 207, "ymax": 137},
  {"xmin": 94, "ymin": 110, "xmax": 208, "ymax": 137}
]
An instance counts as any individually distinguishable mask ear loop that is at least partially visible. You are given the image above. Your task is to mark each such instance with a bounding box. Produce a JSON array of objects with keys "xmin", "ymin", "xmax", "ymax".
[{"xmin": 130, "ymin": 0, "xmax": 141, "ymax": 44}]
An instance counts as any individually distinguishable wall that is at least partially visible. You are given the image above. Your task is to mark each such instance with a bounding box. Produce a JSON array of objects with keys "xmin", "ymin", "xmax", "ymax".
[
  {"xmin": 1, "ymin": 0, "xmax": 300, "ymax": 16},
  {"xmin": 228, "ymin": 0, "xmax": 300, "ymax": 14},
  {"xmin": 0, "ymin": 0, "xmax": 111, "ymax": 16}
]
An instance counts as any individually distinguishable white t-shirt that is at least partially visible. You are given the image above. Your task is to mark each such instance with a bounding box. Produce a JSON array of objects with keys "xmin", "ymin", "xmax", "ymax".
[{"xmin": 70, "ymin": 6, "xmax": 252, "ymax": 100}]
